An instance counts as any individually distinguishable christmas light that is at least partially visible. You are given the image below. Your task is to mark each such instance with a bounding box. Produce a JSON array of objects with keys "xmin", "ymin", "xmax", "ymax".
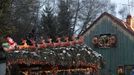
[{"xmin": 6, "ymin": 44, "xmax": 103, "ymax": 75}]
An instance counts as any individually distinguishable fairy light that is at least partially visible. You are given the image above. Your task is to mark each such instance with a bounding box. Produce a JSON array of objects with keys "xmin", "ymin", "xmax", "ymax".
[{"xmin": 7, "ymin": 42, "xmax": 102, "ymax": 75}]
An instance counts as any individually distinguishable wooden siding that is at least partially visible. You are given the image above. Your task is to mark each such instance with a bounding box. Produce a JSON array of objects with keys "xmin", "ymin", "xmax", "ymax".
[{"xmin": 84, "ymin": 16, "xmax": 134, "ymax": 75}]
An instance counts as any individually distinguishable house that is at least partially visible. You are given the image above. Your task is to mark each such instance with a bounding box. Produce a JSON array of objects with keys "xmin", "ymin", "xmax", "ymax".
[{"xmin": 81, "ymin": 12, "xmax": 134, "ymax": 75}]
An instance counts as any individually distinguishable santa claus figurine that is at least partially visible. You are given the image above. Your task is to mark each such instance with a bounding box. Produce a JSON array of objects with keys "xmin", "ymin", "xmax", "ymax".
[{"xmin": 2, "ymin": 35, "xmax": 17, "ymax": 51}]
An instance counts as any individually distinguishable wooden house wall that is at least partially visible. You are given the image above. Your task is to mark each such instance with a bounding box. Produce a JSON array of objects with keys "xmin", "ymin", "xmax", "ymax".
[{"xmin": 84, "ymin": 16, "xmax": 134, "ymax": 75}]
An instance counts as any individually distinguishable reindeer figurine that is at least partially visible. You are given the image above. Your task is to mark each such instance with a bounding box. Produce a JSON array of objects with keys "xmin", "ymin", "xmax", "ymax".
[
  {"xmin": 18, "ymin": 39, "xmax": 29, "ymax": 49},
  {"xmin": 62, "ymin": 37, "xmax": 70, "ymax": 47},
  {"xmin": 76, "ymin": 36, "xmax": 84, "ymax": 45},
  {"xmin": 37, "ymin": 37, "xmax": 47, "ymax": 48},
  {"xmin": 46, "ymin": 38, "xmax": 53, "ymax": 47},
  {"xmin": 29, "ymin": 39, "xmax": 36, "ymax": 49},
  {"xmin": 53, "ymin": 37, "xmax": 61, "ymax": 47},
  {"xmin": 70, "ymin": 35, "xmax": 77, "ymax": 46}
]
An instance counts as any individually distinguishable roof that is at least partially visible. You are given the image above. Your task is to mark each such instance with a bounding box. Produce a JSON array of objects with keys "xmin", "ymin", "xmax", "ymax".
[
  {"xmin": 81, "ymin": 12, "xmax": 134, "ymax": 36},
  {"xmin": 7, "ymin": 44, "xmax": 102, "ymax": 65},
  {"xmin": 7, "ymin": 45, "xmax": 102, "ymax": 72}
]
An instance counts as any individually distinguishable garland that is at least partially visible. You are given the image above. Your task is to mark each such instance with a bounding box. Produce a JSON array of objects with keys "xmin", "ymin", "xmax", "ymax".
[{"xmin": 92, "ymin": 35, "xmax": 117, "ymax": 48}]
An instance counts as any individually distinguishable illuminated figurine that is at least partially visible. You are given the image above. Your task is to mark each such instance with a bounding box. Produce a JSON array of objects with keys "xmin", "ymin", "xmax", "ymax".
[
  {"xmin": 62, "ymin": 37, "xmax": 70, "ymax": 47},
  {"xmin": 53, "ymin": 37, "xmax": 61, "ymax": 47},
  {"xmin": 70, "ymin": 35, "xmax": 77, "ymax": 46},
  {"xmin": 46, "ymin": 38, "xmax": 53, "ymax": 47},
  {"xmin": 37, "ymin": 37, "xmax": 47, "ymax": 48},
  {"xmin": 2, "ymin": 35, "xmax": 17, "ymax": 51},
  {"xmin": 76, "ymin": 36, "xmax": 84, "ymax": 45},
  {"xmin": 18, "ymin": 39, "xmax": 29, "ymax": 49}
]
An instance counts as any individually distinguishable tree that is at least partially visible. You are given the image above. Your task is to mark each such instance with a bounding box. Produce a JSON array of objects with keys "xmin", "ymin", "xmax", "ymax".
[
  {"xmin": 78, "ymin": 0, "xmax": 116, "ymax": 34},
  {"xmin": 40, "ymin": 0, "xmax": 116, "ymax": 36},
  {"xmin": 118, "ymin": 6, "xmax": 129, "ymax": 19},
  {"xmin": 57, "ymin": 0, "xmax": 73, "ymax": 37},
  {"xmin": 118, "ymin": 0, "xmax": 134, "ymax": 19},
  {"xmin": 0, "ymin": 0, "xmax": 10, "ymax": 19},
  {"xmin": 41, "ymin": 3, "xmax": 56, "ymax": 39},
  {"xmin": 41, "ymin": 0, "xmax": 74, "ymax": 38},
  {"xmin": 0, "ymin": 0, "xmax": 16, "ymax": 40},
  {"xmin": 9, "ymin": 0, "xmax": 40, "ymax": 41}
]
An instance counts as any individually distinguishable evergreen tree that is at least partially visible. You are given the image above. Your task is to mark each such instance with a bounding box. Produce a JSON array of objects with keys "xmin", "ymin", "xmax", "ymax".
[
  {"xmin": 9, "ymin": 0, "xmax": 40, "ymax": 41},
  {"xmin": 0, "ymin": 0, "xmax": 16, "ymax": 40},
  {"xmin": 40, "ymin": 0, "xmax": 116, "ymax": 36},
  {"xmin": 41, "ymin": 0, "xmax": 73, "ymax": 39},
  {"xmin": 0, "ymin": 0, "xmax": 10, "ymax": 20},
  {"xmin": 41, "ymin": 4, "xmax": 56, "ymax": 40},
  {"xmin": 57, "ymin": 0, "xmax": 73, "ymax": 37}
]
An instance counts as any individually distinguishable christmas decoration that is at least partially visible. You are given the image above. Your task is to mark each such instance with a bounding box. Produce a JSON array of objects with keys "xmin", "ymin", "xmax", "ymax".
[
  {"xmin": 2, "ymin": 35, "xmax": 104, "ymax": 75},
  {"xmin": 92, "ymin": 34, "xmax": 117, "ymax": 48},
  {"xmin": 6, "ymin": 44, "xmax": 104, "ymax": 74},
  {"xmin": 2, "ymin": 36, "xmax": 17, "ymax": 51},
  {"xmin": 2, "ymin": 35, "xmax": 85, "ymax": 51}
]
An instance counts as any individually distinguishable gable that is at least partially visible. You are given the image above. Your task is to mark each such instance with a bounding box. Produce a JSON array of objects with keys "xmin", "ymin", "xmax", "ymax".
[{"xmin": 83, "ymin": 13, "xmax": 134, "ymax": 41}]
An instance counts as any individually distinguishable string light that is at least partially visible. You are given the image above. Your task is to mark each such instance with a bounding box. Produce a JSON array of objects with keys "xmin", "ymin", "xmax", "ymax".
[{"xmin": 7, "ymin": 42, "xmax": 103, "ymax": 74}]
